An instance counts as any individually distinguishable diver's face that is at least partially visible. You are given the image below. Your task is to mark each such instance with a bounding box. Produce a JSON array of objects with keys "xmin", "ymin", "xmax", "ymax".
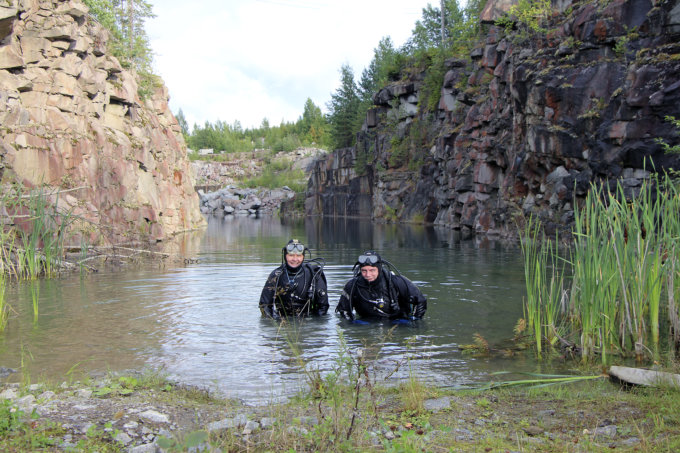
[
  {"xmin": 285, "ymin": 253, "xmax": 303, "ymax": 268},
  {"xmin": 360, "ymin": 265, "xmax": 379, "ymax": 282}
]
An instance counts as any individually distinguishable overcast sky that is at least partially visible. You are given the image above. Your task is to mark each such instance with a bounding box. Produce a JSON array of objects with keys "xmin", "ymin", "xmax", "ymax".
[{"xmin": 146, "ymin": 0, "xmax": 436, "ymax": 130}]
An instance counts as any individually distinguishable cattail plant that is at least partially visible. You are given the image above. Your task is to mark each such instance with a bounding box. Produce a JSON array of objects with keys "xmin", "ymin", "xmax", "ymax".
[
  {"xmin": 519, "ymin": 217, "xmax": 568, "ymax": 358},
  {"xmin": 520, "ymin": 173, "xmax": 680, "ymax": 364}
]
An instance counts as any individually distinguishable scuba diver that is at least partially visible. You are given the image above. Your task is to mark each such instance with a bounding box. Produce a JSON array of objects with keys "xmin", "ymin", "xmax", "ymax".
[
  {"xmin": 259, "ymin": 239, "xmax": 329, "ymax": 319},
  {"xmin": 336, "ymin": 251, "xmax": 427, "ymax": 322}
]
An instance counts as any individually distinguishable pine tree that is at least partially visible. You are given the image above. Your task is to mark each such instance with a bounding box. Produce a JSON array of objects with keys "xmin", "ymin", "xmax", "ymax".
[
  {"xmin": 327, "ymin": 64, "xmax": 360, "ymax": 149},
  {"xmin": 175, "ymin": 109, "xmax": 189, "ymax": 136},
  {"xmin": 358, "ymin": 37, "xmax": 398, "ymax": 104}
]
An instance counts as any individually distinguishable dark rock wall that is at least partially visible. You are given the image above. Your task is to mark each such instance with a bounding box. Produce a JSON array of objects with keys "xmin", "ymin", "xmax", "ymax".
[{"xmin": 306, "ymin": 0, "xmax": 680, "ymax": 239}]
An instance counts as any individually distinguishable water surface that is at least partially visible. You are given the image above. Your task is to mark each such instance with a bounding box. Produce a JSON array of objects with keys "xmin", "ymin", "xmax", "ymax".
[{"xmin": 0, "ymin": 216, "xmax": 539, "ymax": 404}]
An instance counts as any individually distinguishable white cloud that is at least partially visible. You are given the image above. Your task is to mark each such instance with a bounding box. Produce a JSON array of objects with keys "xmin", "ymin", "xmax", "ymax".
[{"xmin": 147, "ymin": 0, "xmax": 435, "ymax": 129}]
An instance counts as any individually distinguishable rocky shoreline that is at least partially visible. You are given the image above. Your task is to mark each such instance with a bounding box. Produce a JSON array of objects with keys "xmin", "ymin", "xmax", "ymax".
[
  {"xmin": 197, "ymin": 185, "xmax": 297, "ymax": 217},
  {"xmin": 1, "ymin": 370, "xmax": 677, "ymax": 452}
]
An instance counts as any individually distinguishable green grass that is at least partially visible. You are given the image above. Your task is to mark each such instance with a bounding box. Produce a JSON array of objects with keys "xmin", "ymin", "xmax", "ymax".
[{"xmin": 242, "ymin": 158, "xmax": 307, "ymax": 192}]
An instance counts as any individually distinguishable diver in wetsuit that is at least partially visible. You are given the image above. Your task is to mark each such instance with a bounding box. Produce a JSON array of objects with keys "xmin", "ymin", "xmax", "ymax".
[
  {"xmin": 259, "ymin": 239, "xmax": 329, "ymax": 319},
  {"xmin": 336, "ymin": 251, "xmax": 427, "ymax": 322}
]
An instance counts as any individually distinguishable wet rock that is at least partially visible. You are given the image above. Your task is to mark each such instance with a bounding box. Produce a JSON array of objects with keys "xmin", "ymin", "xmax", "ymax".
[{"xmin": 0, "ymin": 367, "xmax": 17, "ymax": 378}]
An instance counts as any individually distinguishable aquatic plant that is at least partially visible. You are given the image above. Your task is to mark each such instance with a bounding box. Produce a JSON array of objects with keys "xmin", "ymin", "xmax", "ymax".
[
  {"xmin": 0, "ymin": 183, "xmax": 73, "ymax": 280},
  {"xmin": 0, "ymin": 275, "xmax": 7, "ymax": 332},
  {"xmin": 29, "ymin": 281, "xmax": 39, "ymax": 323},
  {"xmin": 520, "ymin": 173, "xmax": 680, "ymax": 363},
  {"xmin": 519, "ymin": 216, "xmax": 568, "ymax": 358}
]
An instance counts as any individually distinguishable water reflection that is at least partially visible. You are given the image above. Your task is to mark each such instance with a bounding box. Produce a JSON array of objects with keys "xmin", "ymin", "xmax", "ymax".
[{"xmin": 0, "ymin": 216, "xmax": 534, "ymax": 404}]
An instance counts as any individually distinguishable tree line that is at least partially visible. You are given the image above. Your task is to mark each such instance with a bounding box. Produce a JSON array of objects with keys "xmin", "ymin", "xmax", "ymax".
[{"xmin": 84, "ymin": 0, "xmax": 485, "ymax": 154}]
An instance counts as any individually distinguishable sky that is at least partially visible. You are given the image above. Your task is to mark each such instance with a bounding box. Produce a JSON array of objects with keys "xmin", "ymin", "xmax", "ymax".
[{"xmin": 146, "ymin": 0, "xmax": 436, "ymax": 130}]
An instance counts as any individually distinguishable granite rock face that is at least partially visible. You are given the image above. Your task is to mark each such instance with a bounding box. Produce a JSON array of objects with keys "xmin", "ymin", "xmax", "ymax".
[
  {"xmin": 0, "ymin": 0, "xmax": 205, "ymax": 244},
  {"xmin": 307, "ymin": 0, "xmax": 680, "ymax": 238}
]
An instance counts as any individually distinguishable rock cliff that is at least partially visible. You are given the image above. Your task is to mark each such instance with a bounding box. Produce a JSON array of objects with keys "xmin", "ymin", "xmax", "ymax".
[
  {"xmin": 0, "ymin": 0, "xmax": 205, "ymax": 245},
  {"xmin": 306, "ymin": 0, "xmax": 680, "ymax": 238}
]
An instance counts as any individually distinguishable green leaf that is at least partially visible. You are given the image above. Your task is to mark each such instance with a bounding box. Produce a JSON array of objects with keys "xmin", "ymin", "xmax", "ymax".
[
  {"xmin": 184, "ymin": 430, "xmax": 209, "ymax": 448},
  {"xmin": 156, "ymin": 437, "xmax": 176, "ymax": 449}
]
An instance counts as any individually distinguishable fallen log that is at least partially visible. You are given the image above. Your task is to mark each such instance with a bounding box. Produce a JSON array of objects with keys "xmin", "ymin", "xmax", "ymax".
[{"xmin": 609, "ymin": 365, "xmax": 680, "ymax": 389}]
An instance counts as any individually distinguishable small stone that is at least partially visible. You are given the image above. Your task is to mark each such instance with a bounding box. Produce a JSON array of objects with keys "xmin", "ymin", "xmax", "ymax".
[
  {"xmin": 233, "ymin": 414, "xmax": 248, "ymax": 427},
  {"xmin": 592, "ymin": 425, "xmax": 617, "ymax": 438},
  {"xmin": 38, "ymin": 390, "xmax": 56, "ymax": 401},
  {"xmin": 242, "ymin": 420, "xmax": 259, "ymax": 435},
  {"xmin": 206, "ymin": 418, "xmax": 236, "ymax": 432},
  {"xmin": 299, "ymin": 416, "xmax": 318, "ymax": 426},
  {"xmin": 260, "ymin": 417, "xmax": 276, "ymax": 428},
  {"xmin": 139, "ymin": 410, "xmax": 170, "ymax": 424},
  {"xmin": 16, "ymin": 394, "xmax": 36, "ymax": 410},
  {"xmin": 0, "ymin": 388, "xmax": 18, "ymax": 400},
  {"xmin": 114, "ymin": 431, "xmax": 132, "ymax": 445},
  {"xmin": 522, "ymin": 426, "xmax": 544, "ymax": 437},
  {"xmin": 76, "ymin": 389, "xmax": 93, "ymax": 398},
  {"xmin": 128, "ymin": 443, "xmax": 159, "ymax": 453},
  {"xmin": 287, "ymin": 425, "xmax": 308, "ymax": 436},
  {"xmin": 423, "ymin": 397, "xmax": 451, "ymax": 412}
]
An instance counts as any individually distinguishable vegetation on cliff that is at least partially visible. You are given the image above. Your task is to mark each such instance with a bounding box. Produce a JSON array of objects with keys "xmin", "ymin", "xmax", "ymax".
[{"xmin": 82, "ymin": 0, "xmax": 159, "ymax": 98}]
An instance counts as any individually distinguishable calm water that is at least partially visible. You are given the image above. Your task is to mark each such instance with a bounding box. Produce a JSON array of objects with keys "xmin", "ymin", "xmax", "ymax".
[{"xmin": 0, "ymin": 216, "xmax": 541, "ymax": 404}]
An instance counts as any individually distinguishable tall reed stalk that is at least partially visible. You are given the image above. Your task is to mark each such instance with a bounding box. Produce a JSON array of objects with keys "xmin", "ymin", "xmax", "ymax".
[
  {"xmin": 30, "ymin": 280, "xmax": 40, "ymax": 323},
  {"xmin": 0, "ymin": 275, "xmax": 7, "ymax": 332}
]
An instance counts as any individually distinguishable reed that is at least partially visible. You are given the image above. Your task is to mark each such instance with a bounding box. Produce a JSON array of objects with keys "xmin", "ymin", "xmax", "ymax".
[
  {"xmin": 519, "ymin": 217, "xmax": 567, "ymax": 357},
  {"xmin": 572, "ymin": 185, "xmax": 623, "ymax": 362},
  {"xmin": 30, "ymin": 280, "xmax": 39, "ymax": 323},
  {"xmin": 520, "ymin": 217, "xmax": 543, "ymax": 356},
  {"xmin": 0, "ymin": 183, "xmax": 72, "ymax": 280},
  {"xmin": 0, "ymin": 275, "xmax": 7, "ymax": 332},
  {"xmin": 521, "ymin": 173, "xmax": 680, "ymax": 363}
]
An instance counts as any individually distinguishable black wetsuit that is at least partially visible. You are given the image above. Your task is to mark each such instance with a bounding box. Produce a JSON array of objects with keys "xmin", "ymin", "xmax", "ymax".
[
  {"xmin": 335, "ymin": 269, "xmax": 426, "ymax": 321},
  {"xmin": 259, "ymin": 262, "xmax": 329, "ymax": 318}
]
